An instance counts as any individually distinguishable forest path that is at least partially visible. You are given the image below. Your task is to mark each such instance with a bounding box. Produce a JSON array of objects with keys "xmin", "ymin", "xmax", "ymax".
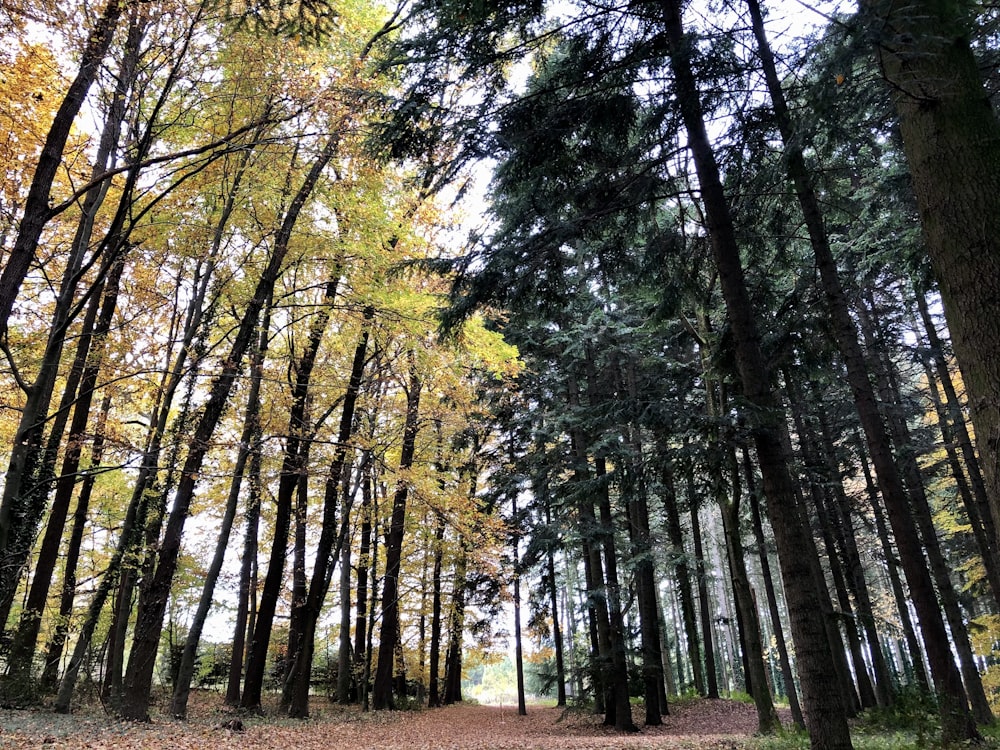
[{"xmin": 0, "ymin": 694, "xmax": 784, "ymax": 748}]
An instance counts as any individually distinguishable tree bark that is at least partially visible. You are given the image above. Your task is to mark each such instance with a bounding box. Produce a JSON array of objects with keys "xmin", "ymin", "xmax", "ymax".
[
  {"xmin": 372, "ymin": 360, "xmax": 422, "ymax": 710},
  {"xmin": 660, "ymin": 2, "xmax": 852, "ymax": 745},
  {"xmin": 861, "ymin": 0, "xmax": 1000, "ymax": 582},
  {"xmin": 743, "ymin": 446, "xmax": 805, "ymax": 728},
  {"xmin": 286, "ymin": 312, "xmax": 372, "ymax": 718}
]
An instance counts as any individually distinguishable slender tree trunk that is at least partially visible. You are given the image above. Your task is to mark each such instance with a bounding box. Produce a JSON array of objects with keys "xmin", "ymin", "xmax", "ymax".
[
  {"xmin": 854, "ymin": 433, "xmax": 930, "ymax": 691},
  {"xmin": 689, "ymin": 481, "xmax": 719, "ymax": 700},
  {"xmin": 661, "ymin": 2, "xmax": 852, "ymax": 745},
  {"xmin": 170, "ymin": 302, "xmax": 270, "ymax": 718},
  {"xmin": 859, "ymin": 293, "xmax": 992, "ymax": 726},
  {"xmin": 372, "ymin": 361, "xmax": 422, "ymax": 710},
  {"xmin": 719, "ymin": 448, "xmax": 780, "ymax": 733},
  {"xmin": 443, "ymin": 540, "xmax": 468, "ymax": 705},
  {"xmin": 621, "ymin": 366, "xmax": 666, "ymax": 723},
  {"xmin": 744, "ymin": 446, "xmax": 805, "ymax": 729},
  {"xmin": 39, "ymin": 393, "xmax": 112, "ymax": 693},
  {"xmin": 286, "ymin": 313, "xmax": 372, "ymax": 718},
  {"xmin": 543, "ymin": 498, "xmax": 567, "ymax": 707},
  {"xmin": 914, "ymin": 291, "xmax": 1000, "ymax": 606},
  {"xmin": 352, "ymin": 457, "xmax": 374, "ymax": 703},
  {"xmin": 427, "ymin": 511, "xmax": 446, "ymax": 707},
  {"xmin": 120, "ymin": 134, "xmax": 339, "ymax": 722},
  {"xmin": 0, "ymin": 0, "xmax": 125, "ymax": 339},
  {"xmin": 5, "ymin": 256, "xmax": 123, "ymax": 690},
  {"xmin": 660, "ymin": 457, "xmax": 703, "ymax": 696}
]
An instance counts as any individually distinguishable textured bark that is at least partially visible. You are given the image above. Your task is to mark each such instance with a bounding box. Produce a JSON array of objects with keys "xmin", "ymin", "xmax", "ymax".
[{"xmin": 862, "ymin": 0, "xmax": 1000, "ymax": 588}]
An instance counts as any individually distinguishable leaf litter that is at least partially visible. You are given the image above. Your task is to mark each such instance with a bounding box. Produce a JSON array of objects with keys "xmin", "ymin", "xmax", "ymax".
[{"xmin": 0, "ymin": 692, "xmax": 785, "ymax": 749}]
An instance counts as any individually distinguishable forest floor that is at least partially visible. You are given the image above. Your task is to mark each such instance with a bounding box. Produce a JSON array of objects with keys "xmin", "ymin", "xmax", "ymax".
[{"xmin": 0, "ymin": 691, "xmax": 796, "ymax": 750}]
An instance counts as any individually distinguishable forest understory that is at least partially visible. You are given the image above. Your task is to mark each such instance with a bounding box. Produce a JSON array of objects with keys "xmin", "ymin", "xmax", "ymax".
[{"xmin": 0, "ymin": 695, "xmax": 806, "ymax": 750}]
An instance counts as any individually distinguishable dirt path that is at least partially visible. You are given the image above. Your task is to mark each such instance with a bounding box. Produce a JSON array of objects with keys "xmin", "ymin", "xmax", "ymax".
[{"xmin": 0, "ymin": 697, "xmax": 778, "ymax": 749}]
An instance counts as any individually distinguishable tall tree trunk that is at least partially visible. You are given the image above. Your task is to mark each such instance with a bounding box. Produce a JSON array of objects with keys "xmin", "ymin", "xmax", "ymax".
[
  {"xmin": 5, "ymin": 255, "xmax": 123, "ymax": 690},
  {"xmin": 858, "ymin": 293, "xmax": 993, "ymax": 726},
  {"xmin": 743, "ymin": 446, "xmax": 805, "ymax": 729},
  {"xmin": 120, "ymin": 133, "xmax": 339, "ymax": 722},
  {"xmin": 286, "ymin": 313, "xmax": 372, "ymax": 718},
  {"xmin": 511, "ymin": 483, "xmax": 528, "ymax": 716},
  {"xmin": 39, "ymin": 393, "xmax": 112, "ymax": 693},
  {"xmin": 661, "ymin": 2, "xmax": 852, "ymax": 745},
  {"xmin": 427, "ymin": 511, "xmax": 446, "ymax": 707},
  {"xmin": 0, "ymin": 1, "xmax": 142, "ymax": 622},
  {"xmin": 688, "ymin": 479, "xmax": 719, "ymax": 700},
  {"xmin": 621, "ymin": 360, "xmax": 667, "ymax": 724},
  {"xmin": 170, "ymin": 301, "xmax": 270, "ymax": 718},
  {"xmin": 914, "ymin": 291, "xmax": 1000, "ymax": 605},
  {"xmin": 719, "ymin": 447, "xmax": 780, "ymax": 733},
  {"xmin": 660, "ymin": 457, "xmax": 703, "ymax": 697},
  {"xmin": 861, "ymin": 0, "xmax": 1000, "ymax": 570},
  {"xmin": 853, "ymin": 433, "xmax": 930, "ymax": 691},
  {"xmin": 443, "ymin": 539, "xmax": 468, "ymax": 705},
  {"xmin": 372, "ymin": 360, "xmax": 422, "ymax": 710},
  {"xmin": 352, "ymin": 457, "xmax": 374, "ymax": 703},
  {"xmin": 781, "ymin": 368, "xmax": 871, "ymax": 714},
  {"xmin": 226, "ymin": 329, "xmax": 266, "ymax": 707},
  {"xmin": 543, "ymin": 496, "xmax": 567, "ymax": 707},
  {"xmin": 0, "ymin": 0, "xmax": 125, "ymax": 338}
]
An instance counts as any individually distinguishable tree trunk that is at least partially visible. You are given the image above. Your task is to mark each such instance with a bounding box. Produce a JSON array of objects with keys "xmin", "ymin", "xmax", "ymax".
[
  {"xmin": 743, "ymin": 446, "xmax": 805, "ymax": 728},
  {"xmin": 0, "ymin": 0, "xmax": 125, "ymax": 338},
  {"xmin": 170, "ymin": 301, "xmax": 270, "ymax": 718},
  {"xmin": 352, "ymin": 457, "xmax": 374, "ymax": 703},
  {"xmin": 120, "ymin": 133, "xmax": 339, "ymax": 722},
  {"xmin": 914, "ymin": 291, "xmax": 1000, "ymax": 606},
  {"xmin": 661, "ymin": 2, "xmax": 852, "ymax": 745},
  {"xmin": 862, "ymin": 0, "xmax": 1000, "ymax": 583},
  {"xmin": 719, "ymin": 448, "xmax": 780, "ymax": 733},
  {"xmin": 286, "ymin": 313, "xmax": 372, "ymax": 718},
  {"xmin": 372, "ymin": 361, "xmax": 422, "ymax": 710},
  {"xmin": 853, "ymin": 433, "xmax": 930, "ymax": 691},
  {"xmin": 543, "ymin": 497, "xmax": 567, "ymax": 707},
  {"xmin": 688, "ymin": 479, "xmax": 720, "ymax": 700},
  {"xmin": 659, "ymin": 457, "xmax": 703, "ymax": 697},
  {"xmin": 5, "ymin": 255, "xmax": 123, "ymax": 691},
  {"xmin": 858, "ymin": 293, "xmax": 993, "ymax": 726},
  {"xmin": 427, "ymin": 511, "xmax": 446, "ymax": 707}
]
